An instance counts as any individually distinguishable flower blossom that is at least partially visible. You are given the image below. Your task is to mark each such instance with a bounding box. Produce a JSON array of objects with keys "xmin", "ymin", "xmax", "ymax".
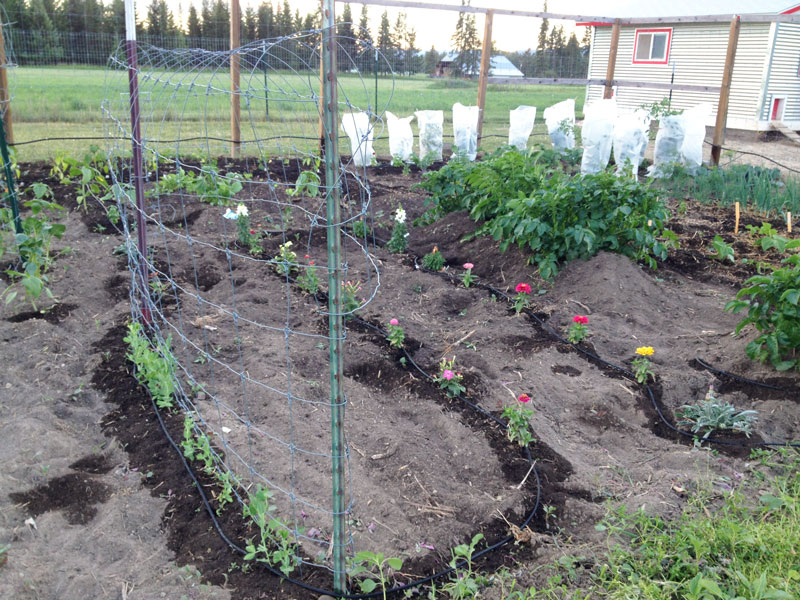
[
  {"xmin": 635, "ymin": 346, "xmax": 654, "ymax": 357},
  {"xmin": 389, "ymin": 318, "xmax": 399, "ymax": 326},
  {"xmin": 442, "ymin": 369, "xmax": 454, "ymax": 380},
  {"xmin": 573, "ymin": 315, "xmax": 589, "ymax": 325},
  {"xmin": 463, "ymin": 262, "xmax": 474, "ymax": 270},
  {"xmin": 518, "ymin": 394, "xmax": 531, "ymax": 403},
  {"xmin": 235, "ymin": 203, "xmax": 248, "ymax": 217},
  {"xmin": 395, "ymin": 206, "xmax": 407, "ymax": 224},
  {"xmin": 515, "ymin": 283, "xmax": 532, "ymax": 295}
]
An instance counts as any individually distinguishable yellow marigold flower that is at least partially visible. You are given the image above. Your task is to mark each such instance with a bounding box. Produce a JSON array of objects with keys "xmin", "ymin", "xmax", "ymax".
[{"xmin": 635, "ymin": 346, "xmax": 654, "ymax": 357}]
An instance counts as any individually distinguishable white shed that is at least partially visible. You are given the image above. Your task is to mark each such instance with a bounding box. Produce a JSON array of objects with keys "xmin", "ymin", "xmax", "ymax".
[{"xmin": 583, "ymin": 1, "xmax": 800, "ymax": 130}]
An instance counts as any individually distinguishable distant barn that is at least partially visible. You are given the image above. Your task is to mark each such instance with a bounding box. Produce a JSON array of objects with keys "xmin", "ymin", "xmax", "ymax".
[
  {"xmin": 435, "ymin": 52, "xmax": 524, "ymax": 78},
  {"xmin": 582, "ymin": 1, "xmax": 800, "ymax": 130}
]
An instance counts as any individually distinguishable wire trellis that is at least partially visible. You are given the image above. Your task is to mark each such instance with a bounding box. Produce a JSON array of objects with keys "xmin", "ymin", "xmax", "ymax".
[{"xmin": 103, "ymin": 31, "xmax": 395, "ymax": 584}]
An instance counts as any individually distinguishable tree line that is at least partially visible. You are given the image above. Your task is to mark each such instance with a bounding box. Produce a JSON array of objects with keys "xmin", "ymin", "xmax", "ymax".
[{"xmin": 3, "ymin": 0, "xmax": 589, "ymax": 78}]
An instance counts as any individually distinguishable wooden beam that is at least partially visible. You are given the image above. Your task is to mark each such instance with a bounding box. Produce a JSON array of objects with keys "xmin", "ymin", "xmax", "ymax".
[
  {"xmin": 711, "ymin": 16, "xmax": 740, "ymax": 166},
  {"xmin": 476, "ymin": 9, "xmax": 493, "ymax": 143},
  {"xmin": 0, "ymin": 24, "xmax": 13, "ymax": 145},
  {"xmin": 604, "ymin": 19, "xmax": 621, "ymax": 99},
  {"xmin": 334, "ymin": 0, "xmax": 800, "ymax": 24},
  {"xmin": 488, "ymin": 77, "xmax": 721, "ymax": 93},
  {"xmin": 230, "ymin": 0, "xmax": 241, "ymax": 158}
]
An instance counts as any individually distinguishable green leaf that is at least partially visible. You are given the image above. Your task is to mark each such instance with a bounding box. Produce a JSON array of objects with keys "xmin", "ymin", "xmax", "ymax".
[
  {"xmin": 358, "ymin": 579, "xmax": 378, "ymax": 593},
  {"xmin": 759, "ymin": 494, "xmax": 784, "ymax": 510},
  {"xmin": 386, "ymin": 557, "xmax": 403, "ymax": 570}
]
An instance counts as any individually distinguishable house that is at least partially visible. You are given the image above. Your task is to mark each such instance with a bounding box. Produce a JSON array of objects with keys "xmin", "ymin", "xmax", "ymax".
[
  {"xmin": 434, "ymin": 52, "xmax": 524, "ymax": 78},
  {"xmin": 582, "ymin": 1, "xmax": 800, "ymax": 130}
]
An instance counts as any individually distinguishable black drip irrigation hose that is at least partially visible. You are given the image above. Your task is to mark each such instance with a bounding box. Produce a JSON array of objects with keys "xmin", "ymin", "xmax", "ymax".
[
  {"xmin": 693, "ymin": 357, "xmax": 788, "ymax": 391},
  {"xmin": 141, "ymin": 271, "xmax": 543, "ymax": 599}
]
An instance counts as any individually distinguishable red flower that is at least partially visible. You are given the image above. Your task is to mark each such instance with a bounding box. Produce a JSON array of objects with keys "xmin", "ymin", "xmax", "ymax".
[
  {"xmin": 515, "ymin": 283, "xmax": 532, "ymax": 295},
  {"xmin": 249, "ymin": 229, "xmax": 256, "ymax": 235},
  {"xmin": 304, "ymin": 254, "xmax": 310, "ymax": 259},
  {"xmin": 518, "ymin": 394, "xmax": 531, "ymax": 403},
  {"xmin": 573, "ymin": 315, "xmax": 588, "ymax": 325}
]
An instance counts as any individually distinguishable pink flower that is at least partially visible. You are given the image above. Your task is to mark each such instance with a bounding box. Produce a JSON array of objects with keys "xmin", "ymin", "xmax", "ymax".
[
  {"xmin": 389, "ymin": 318, "xmax": 399, "ymax": 326},
  {"xmin": 515, "ymin": 283, "xmax": 532, "ymax": 295},
  {"xmin": 463, "ymin": 262, "xmax": 474, "ymax": 270},
  {"xmin": 573, "ymin": 315, "xmax": 588, "ymax": 325},
  {"xmin": 442, "ymin": 369, "xmax": 454, "ymax": 380},
  {"xmin": 518, "ymin": 394, "xmax": 531, "ymax": 403}
]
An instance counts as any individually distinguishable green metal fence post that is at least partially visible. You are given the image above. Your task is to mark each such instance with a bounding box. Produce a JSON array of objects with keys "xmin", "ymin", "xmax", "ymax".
[
  {"xmin": 0, "ymin": 115, "xmax": 21, "ymax": 234},
  {"xmin": 321, "ymin": 0, "xmax": 346, "ymax": 595}
]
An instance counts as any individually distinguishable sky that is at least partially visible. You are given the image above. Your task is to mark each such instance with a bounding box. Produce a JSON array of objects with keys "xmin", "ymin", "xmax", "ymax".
[{"xmin": 166, "ymin": 0, "xmax": 629, "ymax": 52}]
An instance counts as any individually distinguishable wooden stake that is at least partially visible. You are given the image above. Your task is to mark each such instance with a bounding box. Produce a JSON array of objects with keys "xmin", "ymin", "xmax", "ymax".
[
  {"xmin": 476, "ymin": 9, "xmax": 494, "ymax": 143},
  {"xmin": 711, "ymin": 16, "xmax": 741, "ymax": 166},
  {"xmin": 0, "ymin": 22, "xmax": 13, "ymax": 144},
  {"xmin": 788, "ymin": 212, "xmax": 792, "ymax": 233},
  {"xmin": 604, "ymin": 19, "xmax": 621, "ymax": 99},
  {"xmin": 230, "ymin": 0, "xmax": 241, "ymax": 158},
  {"xmin": 734, "ymin": 202, "xmax": 740, "ymax": 234}
]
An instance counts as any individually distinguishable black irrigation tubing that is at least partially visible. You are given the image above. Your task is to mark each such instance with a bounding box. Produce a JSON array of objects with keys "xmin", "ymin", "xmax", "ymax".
[
  {"xmin": 693, "ymin": 357, "xmax": 787, "ymax": 391},
  {"xmin": 413, "ymin": 259, "xmax": 800, "ymax": 450},
  {"xmin": 139, "ymin": 269, "xmax": 543, "ymax": 599},
  {"xmin": 702, "ymin": 139, "xmax": 800, "ymax": 175}
]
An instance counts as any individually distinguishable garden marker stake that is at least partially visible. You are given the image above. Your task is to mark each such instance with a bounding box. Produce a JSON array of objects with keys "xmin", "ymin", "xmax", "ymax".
[
  {"xmin": 321, "ymin": 0, "xmax": 347, "ymax": 593},
  {"xmin": 734, "ymin": 201, "xmax": 740, "ymax": 235},
  {"xmin": 788, "ymin": 212, "xmax": 792, "ymax": 234},
  {"xmin": 124, "ymin": 0, "xmax": 151, "ymax": 324}
]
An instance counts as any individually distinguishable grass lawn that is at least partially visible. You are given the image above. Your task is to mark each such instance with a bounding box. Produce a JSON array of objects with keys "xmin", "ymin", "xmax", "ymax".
[{"xmin": 8, "ymin": 66, "xmax": 584, "ymax": 161}]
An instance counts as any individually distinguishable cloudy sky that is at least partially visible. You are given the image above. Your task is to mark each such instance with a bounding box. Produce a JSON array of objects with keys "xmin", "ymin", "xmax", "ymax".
[{"xmin": 167, "ymin": 0, "xmax": 629, "ymax": 52}]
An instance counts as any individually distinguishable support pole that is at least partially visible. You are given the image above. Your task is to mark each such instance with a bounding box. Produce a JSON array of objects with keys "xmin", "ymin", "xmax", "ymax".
[
  {"xmin": 476, "ymin": 9, "xmax": 494, "ymax": 143},
  {"xmin": 0, "ymin": 22, "xmax": 13, "ymax": 145},
  {"xmin": 230, "ymin": 0, "xmax": 241, "ymax": 158},
  {"xmin": 124, "ymin": 0, "xmax": 151, "ymax": 324},
  {"xmin": 0, "ymin": 115, "xmax": 20, "ymax": 234},
  {"xmin": 711, "ymin": 16, "xmax": 741, "ymax": 166},
  {"xmin": 603, "ymin": 19, "xmax": 621, "ymax": 99},
  {"xmin": 321, "ymin": 0, "xmax": 346, "ymax": 594}
]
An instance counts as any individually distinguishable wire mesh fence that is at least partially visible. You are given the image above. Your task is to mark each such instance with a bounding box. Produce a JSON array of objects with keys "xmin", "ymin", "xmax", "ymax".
[{"xmin": 103, "ymin": 31, "xmax": 389, "ymax": 585}]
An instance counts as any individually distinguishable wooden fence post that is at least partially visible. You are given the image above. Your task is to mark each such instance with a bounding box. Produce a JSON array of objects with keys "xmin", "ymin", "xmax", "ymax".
[
  {"xmin": 711, "ymin": 16, "xmax": 741, "ymax": 166},
  {"xmin": 0, "ymin": 22, "xmax": 14, "ymax": 145},
  {"xmin": 603, "ymin": 19, "xmax": 621, "ymax": 99},
  {"xmin": 230, "ymin": 0, "xmax": 241, "ymax": 158},
  {"xmin": 476, "ymin": 9, "xmax": 494, "ymax": 143}
]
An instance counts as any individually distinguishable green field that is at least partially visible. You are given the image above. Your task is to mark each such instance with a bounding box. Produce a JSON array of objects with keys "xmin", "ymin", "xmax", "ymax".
[{"xmin": 8, "ymin": 66, "xmax": 584, "ymax": 161}]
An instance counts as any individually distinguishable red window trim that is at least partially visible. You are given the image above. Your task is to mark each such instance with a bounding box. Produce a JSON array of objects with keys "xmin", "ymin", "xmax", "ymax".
[{"xmin": 632, "ymin": 28, "xmax": 673, "ymax": 65}]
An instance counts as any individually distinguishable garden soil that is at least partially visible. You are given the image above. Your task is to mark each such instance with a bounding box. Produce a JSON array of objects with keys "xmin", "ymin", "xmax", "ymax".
[{"xmin": 1, "ymin": 159, "xmax": 799, "ymax": 600}]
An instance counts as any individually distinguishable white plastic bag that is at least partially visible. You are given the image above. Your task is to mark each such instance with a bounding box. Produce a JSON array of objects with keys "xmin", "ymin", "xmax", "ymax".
[
  {"xmin": 415, "ymin": 110, "xmax": 444, "ymax": 161},
  {"xmin": 580, "ymin": 98, "xmax": 617, "ymax": 175},
  {"xmin": 543, "ymin": 98, "xmax": 575, "ymax": 151},
  {"xmin": 680, "ymin": 103, "xmax": 711, "ymax": 173},
  {"xmin": 386, "ymin": 111, "xmax": 414, "ymax": 162},
  {"xmin": 508, "ymin": 105, "xmax": 537, "ymax": 151},
  {"xmin": 648, "ymin": 114, "xmax": 685, "ymax": 177},
  {"xmin": 452, "ymin": 103, "xmax": 479, "ymax": 161},
  {"xmin": 341, "ymin": 112, "xmax": 374, "ymax": 167},
  {"xmin": 613, "ymin": 109, "xmax": 651, "ymax": 177}
]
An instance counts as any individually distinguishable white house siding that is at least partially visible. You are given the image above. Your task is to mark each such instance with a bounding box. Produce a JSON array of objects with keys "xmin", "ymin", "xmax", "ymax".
[
  {"xmin": 761, "ymin": 23, "xmax": 800, "ymax": 127},
  {"xmin": 586, "ymin": 22, "xmax": 772, "ymax": 130}
]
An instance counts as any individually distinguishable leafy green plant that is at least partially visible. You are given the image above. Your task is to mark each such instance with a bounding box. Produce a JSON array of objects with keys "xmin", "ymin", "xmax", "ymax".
[
  {"xmin": 124, "ymin": 322, "xmax": 176, "ymax": 409},
  {"xmin": 386, "ymin": 318, "xmax": 405, "ymax": 349},
  {"xmin": 385, "ymin": 205, "xmax": 408, "ymax": 253},
  {"xmin": 50, "ymin": 146, "xmax": 111, "ymax": 211},
  {"xmin": 441, "ymin": 533, "xmax": 485, "ymax": 600},
  {"xmin": 351, "ymin": 218, "xmax": 370, "ymax": 239},
  {"xmin": 461, "ymin": 262, "xmax": 475, "ymax": 287},
  {"xmin": 1, "ymin": 193, "xmax": 66, "ymax": 308},
  {"xmin": 726, "ymin": 254, "xmax": 800, "ymax": 371},
  {"xmin": 513, "ymin": 282, "xmax": 532, "ymax": 314},
  {"xmin": 677, "ymin": 385, "xmax": 758, "ymax": 440},
  {"xmin": 632, "ymin": 346, "xmax": 655, "ymax": 384},
  {"xmin": 710, "ymin": 235, "xmax": 735, "ymax": 263},
  {"xmin": 243, "ymin": 485, "xmax": 298, "ymax": 576},
  {"xmin": 502, "ymin": 394, "xmax": 535, "ymax": 447},
  {"xmin": 296, "ymin": 255, "xmax": 320, "ymax": 295},
  {"xmin": 422, "ymin": 247, "xmax": 445, "ymax": 271},
  {"xmin": 286, "ymin": 170, "xmax": 321, "ymax": 198},
  {"xmin": 434, "ymin": 357, "xmax": 465, "ymax": 397},
  {"xmin": 349, "ymin": 551, "xmax": 403, "ymax": 598},
  {"xmin": 273, "ymin": 241, "xmax": 297, "ymax": 276},
  {"xmin": 341, "ymin": 279, "xmax": 362, "ymax": 314}
]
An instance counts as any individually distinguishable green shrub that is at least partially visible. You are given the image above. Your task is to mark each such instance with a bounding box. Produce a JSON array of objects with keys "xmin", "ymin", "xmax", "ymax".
[{"xmin": 726, "ymin": 254, "xmax": 800, "ymax": 371}]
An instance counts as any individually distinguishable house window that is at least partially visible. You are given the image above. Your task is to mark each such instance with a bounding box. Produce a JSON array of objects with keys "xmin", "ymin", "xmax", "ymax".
[{"xmin": 633, "ymin": 28, "xmax": 672, "ymax": 64}]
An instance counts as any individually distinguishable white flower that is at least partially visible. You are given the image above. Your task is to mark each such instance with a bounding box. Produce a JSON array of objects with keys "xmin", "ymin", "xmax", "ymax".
[
  {"xmin": 395, "ymin": 206, "xmax": 406, "ymax": 224},
  {"xmin": 236, "ymin": 203, "xmax": 248, "ymax": 217},
  {"xmin": 222, "ymin": 208, "xmax": 238, "ymax": 220}
]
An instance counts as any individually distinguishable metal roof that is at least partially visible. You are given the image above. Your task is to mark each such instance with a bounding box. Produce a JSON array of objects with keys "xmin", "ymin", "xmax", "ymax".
[{"xmin": 601, "ymin": 1, "xmax": 800, "ymax": 18}]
